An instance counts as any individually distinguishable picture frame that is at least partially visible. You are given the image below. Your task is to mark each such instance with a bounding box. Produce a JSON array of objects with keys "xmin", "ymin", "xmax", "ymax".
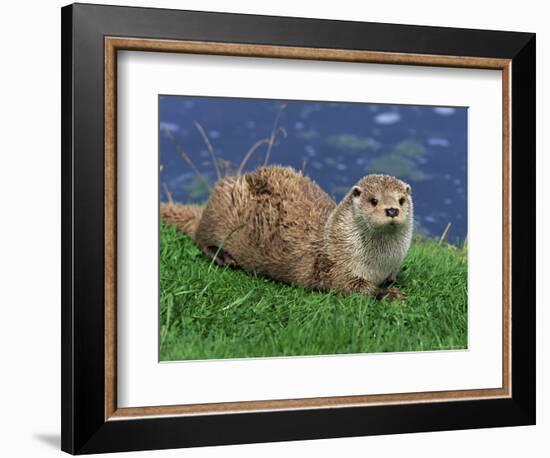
[{"xmin": 61, "ymin": 3, "xmax": 536, "ymax": 454}]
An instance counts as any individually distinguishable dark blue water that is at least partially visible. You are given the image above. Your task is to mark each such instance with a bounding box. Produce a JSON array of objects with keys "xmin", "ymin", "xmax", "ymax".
[{"xmin": 159, "ymin": 96, "xmax": 468, "ymax": 243}]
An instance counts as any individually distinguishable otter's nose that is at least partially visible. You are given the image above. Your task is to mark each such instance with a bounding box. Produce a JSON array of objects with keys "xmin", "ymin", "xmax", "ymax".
[{"xmin": 385, "ymin": 207, "xmax": 399, "ymax": 218}]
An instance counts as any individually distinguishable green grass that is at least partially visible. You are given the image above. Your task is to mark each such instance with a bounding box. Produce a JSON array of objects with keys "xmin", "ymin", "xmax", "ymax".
[{"xmin": 160, "ymin": 223, "xmax": 467, "ymax": 361}]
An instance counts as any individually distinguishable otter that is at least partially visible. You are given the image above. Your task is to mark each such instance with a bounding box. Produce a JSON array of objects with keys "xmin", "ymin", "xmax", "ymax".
[{"xmin": 161, "ymin": 166, "xmax": 413, "ymax": 299}]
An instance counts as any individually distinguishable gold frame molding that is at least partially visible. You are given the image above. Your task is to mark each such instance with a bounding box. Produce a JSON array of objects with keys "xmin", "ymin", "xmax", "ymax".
[{"xmin": 104, "ymin": 36, "xmax": 512, "ymax": 421}]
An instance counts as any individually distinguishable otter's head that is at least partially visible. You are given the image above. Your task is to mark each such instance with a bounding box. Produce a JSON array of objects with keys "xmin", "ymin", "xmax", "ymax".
[{"xmin": 349, "ymin": 174, "xmax": 412, "ymax": 232}]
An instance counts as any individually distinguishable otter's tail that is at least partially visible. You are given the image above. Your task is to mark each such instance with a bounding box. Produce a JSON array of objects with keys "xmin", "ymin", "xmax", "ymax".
[{"xmin": 160, "ymin": 203, "xmax": 203, "ymax": 240}]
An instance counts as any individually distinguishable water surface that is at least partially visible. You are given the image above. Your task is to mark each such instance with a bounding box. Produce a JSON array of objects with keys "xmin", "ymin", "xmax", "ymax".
[{"xmin": 159, "ymin": 96, "xmax": 468, "ymax": 242}]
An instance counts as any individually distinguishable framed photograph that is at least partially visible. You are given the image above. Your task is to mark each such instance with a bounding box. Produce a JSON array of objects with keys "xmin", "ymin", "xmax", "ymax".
[{"xmin": 61, "ymin": 3, "xmax": 536, "ymax": 454}]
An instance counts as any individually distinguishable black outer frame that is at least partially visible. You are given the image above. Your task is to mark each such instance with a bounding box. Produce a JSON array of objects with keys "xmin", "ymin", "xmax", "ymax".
[{"xmin": 61, "ymin": 3, "xmax": 536, "ymax": 454}]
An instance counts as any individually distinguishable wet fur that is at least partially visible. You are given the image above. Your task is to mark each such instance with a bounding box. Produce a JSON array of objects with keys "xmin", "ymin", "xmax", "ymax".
[{"xmin": 161, "ymin": 166, "xmax": 413, "ymax": 298}]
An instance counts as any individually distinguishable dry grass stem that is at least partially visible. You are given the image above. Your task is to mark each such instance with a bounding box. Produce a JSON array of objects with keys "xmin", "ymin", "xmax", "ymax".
[
  {"xmin": 163, "ymin": 128, "xmax": 212, "ymax": 192},
  {"xmin": 194, "ymin": 121, "xmax": 222, "ymax": 180},
  {"xmin": 162, "ymin": 183, "xmax": 174, "ymax": 204},
  {"xmin": 438, "ymin": 222, "xmax": 452, "ymax": 244},
  {"xmin": 236, "ymin": 138, "xmax": 270, "ymax": 175},
  {"xmin": 262, "ymin": 104, "xmax": 287, "ymax": 166}
]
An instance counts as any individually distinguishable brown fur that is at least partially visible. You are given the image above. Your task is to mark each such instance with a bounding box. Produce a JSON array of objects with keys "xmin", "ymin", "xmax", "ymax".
[
  {"xmin": 161, "ymin": 166, "xmax": 413, "ymax": 298},
  {"xmin": 160, "ymin": 203, "xmax": 203, "ymax": 239}
]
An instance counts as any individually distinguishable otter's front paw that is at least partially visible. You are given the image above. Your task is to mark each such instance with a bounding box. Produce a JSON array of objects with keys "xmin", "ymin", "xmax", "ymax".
[{"xmin": 376, "ymin": 287, "xmax": 406, "ymax": 301}]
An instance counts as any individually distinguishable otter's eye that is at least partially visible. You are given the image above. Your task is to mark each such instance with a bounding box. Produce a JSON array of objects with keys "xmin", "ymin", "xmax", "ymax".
[
  {"xmin": 369, "ymin": 198, "xmax": 378, "ymax": 207},
  {"xmin": 399, "ymin": 197, "xmax": 405, "ymax": 206}
]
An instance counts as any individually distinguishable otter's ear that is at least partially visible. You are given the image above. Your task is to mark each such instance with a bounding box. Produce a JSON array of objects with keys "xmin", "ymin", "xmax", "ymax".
[
  {"xmin": 352, "ymin": 186, "xmax": 362, "ymax": 198},
  {"xmin": 405, "ymin": 185, "xmax": 411, "ymax": 195}
]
